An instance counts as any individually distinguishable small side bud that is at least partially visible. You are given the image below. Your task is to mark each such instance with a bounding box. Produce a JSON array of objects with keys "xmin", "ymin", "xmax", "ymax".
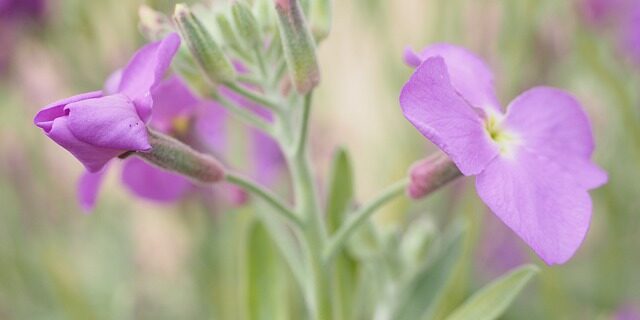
[
  {"xmin": 138, "ymin": 5, "xmax": 173, "ymax": 41},
  {"xmin": 137, "ymin": 129, "xmax": 225, "ymax": 184},
  {"xmin": 173, "ymin": 3, "xmax": 236, "ymax": 84},
  {"xmin": 407, "ymin": 153, "xmax": 462, "ymax": 199},
  {"xmin": 310, "ymin": 0, "xmax": 331, "ymax": 41},
  {"xmin": 231, "ymin": 1, "xmax": 262, "ymax": 48},
  {"xmin": 275, "ymin": 0, "xmax": 320, "ymax": 94}
]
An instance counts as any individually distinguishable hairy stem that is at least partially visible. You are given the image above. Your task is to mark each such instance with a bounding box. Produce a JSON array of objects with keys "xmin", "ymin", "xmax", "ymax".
[{"xmin": 226, "ymin": 172, "xmax": 303, "ymax": 228}]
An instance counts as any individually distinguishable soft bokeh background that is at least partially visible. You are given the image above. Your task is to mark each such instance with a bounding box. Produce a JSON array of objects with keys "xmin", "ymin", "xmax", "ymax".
[{"xmin": 1, "ymin": 0, "xmax": 639, "ymax": 319}]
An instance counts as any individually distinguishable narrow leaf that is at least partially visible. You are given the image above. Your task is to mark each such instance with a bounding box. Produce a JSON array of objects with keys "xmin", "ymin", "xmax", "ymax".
[
  {"xmin": 445, "ymin": 264, "xmax": 539, "ymax": 320},
  {"xmin": 391, "ymin": 223, "xmax": 466, "ymax": 320},
  {"xmin": 326, "ymin": 147, "xmax": 354, "ymax": 233}
]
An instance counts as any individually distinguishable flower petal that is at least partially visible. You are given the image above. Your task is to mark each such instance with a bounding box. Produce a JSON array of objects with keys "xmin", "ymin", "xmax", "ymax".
[
  {"xmin": 476, "ymin": 149, "xmax": 592, "ymax": 265},
  {"xmin": 117, "ymin": 33, "xmax": 181, "ymax": 121},
  {"xmin": 150, "ymin": 76, "xmax": 199, "ymax": 131},
  {"xmin": 504, "ymin": 87, "xmax": 607, "ymax": 189},
  {"xmin": 77, "ymin": 166, "xmax": 109, "ymax": 212},
  {"xmin": 34, "ymin": 91, "xmax": 103, "ymax": 132},
  {"xmin": 65, "ymin": 94, "xmax": 151, "ymax": 151},
  {"xmin": 407, "ymin": 44, "xmax": 501, "ymax": 112},
  {"xmin": 104, "ymin": 69, "xmax": 123, "ymax": 95},
  {"xmin": 121, "ymin": 157, "xmax": 192, "ymax": 202},
  {"xmin": 400, "ymin": 56, "xmax": 499, "ymax": 175},
  {"xmin": 46, "ymin": 116, "xmax": 122, "ymax": 172},
  {"xmin": 194, "ymin": 101, "xmax": 228, "ymax": 155}
]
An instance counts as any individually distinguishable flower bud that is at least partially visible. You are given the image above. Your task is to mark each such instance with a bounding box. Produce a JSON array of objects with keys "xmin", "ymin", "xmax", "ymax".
[
  {"xmin": 173, "ymin": 3, "xmax": 236, "ymax": 84},
  {"xmin": 253, "ymin": 0, "xmax": 277, "ymax": 32},
  {"xmin": 275, "ymin": 0, "xmax": 320, "ymax": 94},
  {"xmin": 137, "ymin": 129, "xmax": 225, "ymax": 184},
  {"xmin": 216, "ymin": 12, "xmax": 242, "ymax": 51},
  {"xmin": 231, "ymin": 1, "xmax": 262, "ymax": 48},
  {"xmin": 310, "ymin": 0, "xmax": 331, "ymax": 41},
  {"xmin": 407, "ymin": 153, "xmax": 462, "ymax": 199},
  {"xmin": 138, "ymin": 5, "xmax": 173, "ymax": 41}
]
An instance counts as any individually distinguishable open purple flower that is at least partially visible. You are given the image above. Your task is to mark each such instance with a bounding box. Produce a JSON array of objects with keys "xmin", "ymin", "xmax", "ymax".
[
  {"xmin": 401, "ymin": 44, "xmax": 607, "ymax": 264},
  {"xmin": 34, "ymin": 33, "xmax": 181, "ymax": 172}
]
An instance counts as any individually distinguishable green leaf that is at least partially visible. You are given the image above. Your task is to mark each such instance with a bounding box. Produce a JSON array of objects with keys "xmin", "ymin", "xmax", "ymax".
[
  {"xmin": 326, "ymin": 147, "xmax": 354, "ymax": 233},
  {"xmin": 246, "ymin": 221, "xmax": 289, "ymax": 320},
  {"xmin": 391, "ymin": 222, "xmax": 466, "ymax": 320},
  {"xmin": 445, "ymin": 264, "xmax": 540, "ymax": 320},
  {"xmin": 325, "ymin": 148, "xmax": 358, "ymax": 320}
]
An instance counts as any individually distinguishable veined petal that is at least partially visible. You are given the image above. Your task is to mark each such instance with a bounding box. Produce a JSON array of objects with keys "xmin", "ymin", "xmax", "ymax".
[
  {"xmin": 65, "ymin": 94, "xmax": 150, "ymax": 151},
  {"xmin": 47, "ymin": 117, "xmax": 123, "ymax": 172},
  {"xmin": 400, "ymin": 56, "xmax": 499, "ymax": 175},
  {"xmin": 504, "ymin": 87, "xmax": 607, "ymax": 189},
  {"xmin": 118, "ymin": 33, "xmax": 181, "ymax": 121},
  {"xmin": 476, "ymin": 149, "xmax": 592, "ymax": 265},
  {"xmin": 77, "ymin": 166, "xmax": 110, "ymax": 212},
  {"xmin": 121, "ymin": 157, "xmax": 192, "ymax": 202},
  {"xmin": 34, "ymin": 91, "xmax": 103, "ymax": 132},
  {"xmin": 407, "ymin": 44, "xmax": 501, "ymax": 112}
]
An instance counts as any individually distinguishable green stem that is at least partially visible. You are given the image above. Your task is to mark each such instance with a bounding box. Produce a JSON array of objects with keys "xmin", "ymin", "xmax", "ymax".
[
  {"xmin": 254, "ymin": 46, "xmax": 269, "ymax": 80},
  {"xmin": 226, "ymin": 172, "xmax": 303, "ymax": 228},
  {"xmin": 224, "ymin": 81, "xmax": 282, "ymax": 112},
  {"xmin": 215, "ymin": 93, "xmax": 273, "ymax": 134},
  {"xmin": 294, "ymin": 93, "xmax": 313, "ymax": 155},
  {"xmin": 281, "ymin": 91, "xmax": 330, "ymax": 320},
  {"xmin": 323, "ymin": 178, "xmax": 408, "ymax": 263}
]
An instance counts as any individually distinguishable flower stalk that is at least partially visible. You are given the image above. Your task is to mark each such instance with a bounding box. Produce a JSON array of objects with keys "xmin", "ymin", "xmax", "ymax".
[{"xmin": 136, "ymin": 128, "xmax": 225, "ymax": 184}]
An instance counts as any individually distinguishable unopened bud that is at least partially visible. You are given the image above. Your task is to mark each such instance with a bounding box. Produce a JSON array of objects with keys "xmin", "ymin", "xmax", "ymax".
[
  {"xmin": 310, "ymin": 0, "xmax": 331, "ymax": 41},
  {"xmin": 408, "ymin": 153, "xmax": 462, "ymax": 199},
  {"xmin": 232, "ymin": 1, "xmax": 262, "ymax": 48},
  {"xmin": 137, "ymin": 129, "xmax": 225, "ymax": 184},
  {"xmin": 174, "ymin": 3, "xmax": 236, "ymax": 84},
  {"xmin": 216, "ymin": 13, "xmax": 242, "ymax": 50},
  {"xmin": 138, "ymin": 5, "xmax": 173, "ymax": 41},
  {"xmin": 253, "ymin": 0, "xmax": 277, "ymax": 32},
  {"xmin": 275, "ymin": 0, "xmax": 320, "ymax": 94}
]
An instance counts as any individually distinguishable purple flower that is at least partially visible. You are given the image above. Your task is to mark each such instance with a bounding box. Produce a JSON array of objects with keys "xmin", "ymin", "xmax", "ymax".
[
  {"xmin": 77, "ymin": 75, "xmax": 225, "ymax": 211},
  {"xmin": 34, "ymin": 33, "xmax": 181, "ymax": 172},
  {"xmin": 0, "ymin": 0, "xmax": 46, "ymax": 19},
  {"xmin": 616, "ymin": 303, "xmax": 640, "ymax": 320},
  {"xmin": 0, "ymin": 0, "xmax": 47, "ymax": 74},
  {"xmin": 76, "ymin": 74, "xmax": 283, "ymax": 211},
  {"xmin": 580, "ymin": 0, "xmax": 640, "ymax": 64},
  {"xmin": 620, "ymin": 2, "xmax": 640, "ymax": 64},
  {"xmin": 400, "ymin": 44, "xmax": 607, "ymax": 264}
]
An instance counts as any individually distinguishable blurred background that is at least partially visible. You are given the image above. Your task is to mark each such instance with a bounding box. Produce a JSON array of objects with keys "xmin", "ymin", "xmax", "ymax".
[{"xmin": 1, "ymin": 0, "xmax": 639, "ymax": 319}]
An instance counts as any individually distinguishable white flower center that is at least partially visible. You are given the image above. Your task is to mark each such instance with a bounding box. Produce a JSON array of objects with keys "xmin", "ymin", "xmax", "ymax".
[{"xmin": 484, "ymin": 112, "xmax": 521, "ymax": 158}]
